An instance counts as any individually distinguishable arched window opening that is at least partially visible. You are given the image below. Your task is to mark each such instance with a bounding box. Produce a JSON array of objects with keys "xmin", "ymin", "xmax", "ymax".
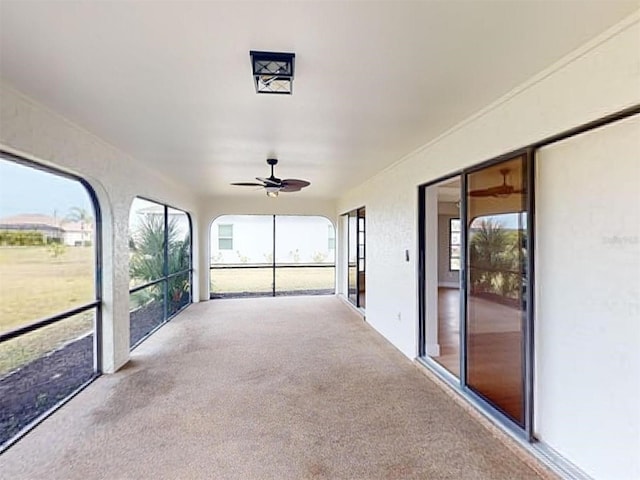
[
  {"xmin": 128, "ymin": 198, "xmax": 192, "ymax": 348},
  {"xmin": 210, "ymin": 215, "xmax": 335, "ymax": 298},
  {"xmin": 0, "ymin": 152, "xmax": 101, "ymax": 450}
]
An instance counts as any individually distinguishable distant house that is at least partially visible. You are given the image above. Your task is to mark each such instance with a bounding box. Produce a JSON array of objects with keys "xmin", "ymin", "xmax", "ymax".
[
  {"xmin": 0, "ymin": 213, "xmax": 93, "ymax": 246},
  {"xmin": 210, "ymin": 215, "xmax": 335, "ymax": 265}
]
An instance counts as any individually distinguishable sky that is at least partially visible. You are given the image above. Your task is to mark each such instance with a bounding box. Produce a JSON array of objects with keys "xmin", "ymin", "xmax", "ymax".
[{"xmin": 0, "ymin": 159, "xmax": 93, "ymax": 219}]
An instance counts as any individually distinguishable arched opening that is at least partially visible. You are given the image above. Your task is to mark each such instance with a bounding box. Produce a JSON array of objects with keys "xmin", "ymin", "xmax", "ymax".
[
  {"xmin": 0, "ymin": 152, "xmax": 101, "ymax": 449},
  {"xmin": 128, "ymin": 197, "xmax": 192, "ymax": 348},
  {"xmin": 209, "ymin": 215, "xmax": 335, "ymax": 298}
]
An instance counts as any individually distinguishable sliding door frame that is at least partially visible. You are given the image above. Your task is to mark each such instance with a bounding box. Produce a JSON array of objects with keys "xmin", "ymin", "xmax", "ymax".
[
  {"xmin": 343, "ymin": 206, "xmax": 366, "ymax": 310},
  {"xmin": 461, "ymin": 149, "xmax": 532, "ymax": 435},
  {"xmin": 417, "ymin": 103, "xmax": 640, "ymax": 442}
]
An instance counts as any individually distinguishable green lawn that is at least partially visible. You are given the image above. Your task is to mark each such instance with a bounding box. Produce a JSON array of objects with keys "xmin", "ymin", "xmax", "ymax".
[
  {"xmin": 0, "ymin": 246, "xmax": 95, "ymax": 333},
  {"xmin": 0, "ymin": 311, "xmax": 93, "ymax": 377},
  {"xmin": 210, "ymin": 266, "xmax": 335, "ymax": 294},
  {"xmin": 0, "ymin": 246, "xmax": 95, "ymax": 375}
]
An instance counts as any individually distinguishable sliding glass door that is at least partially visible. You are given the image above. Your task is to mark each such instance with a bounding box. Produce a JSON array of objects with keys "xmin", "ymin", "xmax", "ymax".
[
  {"xmin": 345, "ymin": 207, "xmax": 365, "ymax": 309},
  {"xmin": 348, "ymin": 211, "xmax": 358, "ymax": 304},
  {"xmin": 357, "ymin": 207, "xmax": 366, "ymax": 308},
  {"xmin": 419, "ymin": 152, "xmax": 531, "ymax": 432},
  {"xmin": 465, "ymin": 155, "xmax": 528, "ymax": 426}
]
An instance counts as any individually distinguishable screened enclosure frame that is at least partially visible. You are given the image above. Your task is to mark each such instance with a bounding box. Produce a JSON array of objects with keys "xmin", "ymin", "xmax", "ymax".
[
  {"xmin": 417, "ymin": 103, "xmax": 640, "ymax": 442},
  {"xmin": 209, "ymin": 214, "xmax": 336, "ymax": 299},
  {"xmin": 0, "ymin": 150, "xmax": 103, "ymax": 452},
  {"xmin": 128, "ymin": 197, "xmax": 193, "ymax": 350}
]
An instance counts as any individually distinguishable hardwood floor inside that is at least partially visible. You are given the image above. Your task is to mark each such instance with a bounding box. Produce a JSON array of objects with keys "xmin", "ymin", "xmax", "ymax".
[
  {"xmin": 435, "ymin": 287, "xmax": 460, "ymax": 377},
  {"xmin": 432, "ymin": 287, "xmax": 524, "ymax": 425}
]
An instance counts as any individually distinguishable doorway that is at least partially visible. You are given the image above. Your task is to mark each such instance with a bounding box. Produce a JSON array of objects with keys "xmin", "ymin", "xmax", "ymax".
[{"xmin": 423, "ymin": 177, "xmax": 462, "ymax": 378}]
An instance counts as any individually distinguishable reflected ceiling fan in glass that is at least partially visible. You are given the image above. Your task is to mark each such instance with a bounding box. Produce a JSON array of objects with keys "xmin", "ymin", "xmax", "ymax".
[{"xmin": 468, "ymin": 168, "xmax": 524, "ymax": 198}]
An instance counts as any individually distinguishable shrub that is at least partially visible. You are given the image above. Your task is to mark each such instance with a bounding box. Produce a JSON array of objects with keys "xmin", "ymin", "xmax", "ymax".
[
  {"xmin": 312, "ymin": 251, "xmax": 327, "ymax": 263},
  {"xmin": 129, "ymin": 215, "xmax": 190, "ymax": 306},
  {"xmin": 0, "ymin": 230, "xmax": 45, "ymax": 246}
]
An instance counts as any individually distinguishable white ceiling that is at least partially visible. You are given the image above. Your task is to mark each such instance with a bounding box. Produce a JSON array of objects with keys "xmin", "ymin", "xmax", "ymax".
[{"xmin": 1, "ymin": 1, "xmax": 637, "ymax": 199}]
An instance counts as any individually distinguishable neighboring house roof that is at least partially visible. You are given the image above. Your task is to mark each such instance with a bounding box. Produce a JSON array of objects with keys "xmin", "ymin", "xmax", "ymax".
[{"xmin": 0, "ymin": 213, "xmax": 93, "ymax": 233}]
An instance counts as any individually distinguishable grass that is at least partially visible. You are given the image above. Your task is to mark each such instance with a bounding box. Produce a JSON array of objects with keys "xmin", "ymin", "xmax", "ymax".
[
  {"xmin": 0, "ymin": 311, "xmax": 93, "ymax": 377},
  {"xmin": 0, "ymin": 246, "xmax": 95, "ymax": 376},
  {"xmin": 210, "ymin": 266, "xmax": 335, "ymax": 294},
  {"xmin": 0, "ymin": 246, "xmax": 95, "ymax": 332}
]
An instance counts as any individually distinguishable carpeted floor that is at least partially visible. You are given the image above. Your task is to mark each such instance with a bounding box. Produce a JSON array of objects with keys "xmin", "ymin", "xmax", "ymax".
[{"xmin": 0, "ymin": 296, "xmax": 550, "ymax": 479}]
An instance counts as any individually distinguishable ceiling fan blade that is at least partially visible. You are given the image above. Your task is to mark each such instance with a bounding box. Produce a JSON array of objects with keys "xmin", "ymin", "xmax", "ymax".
[
  {"xmin": 468, "ymin": 188, "xmax": 493, "ymax": 197},
  {"xmin": 469, "ymin": 186, "xmax": 525, "ymax": 197},
  {"xmin": 233, "ymin": 161, "xmax": 309, "ymax": 196},
  {"xmin": 280, "ymin": 185, "xmax": 302, "ymax": 192},
  {"xmin": 231, "ymin": 182, "xmax": 265, "ymax": 187},
  {"xmin": 256, "ymin": 176, "xmax": 280, "ymax": 186},
  {"xmin": 282, "ymin": 179, "xmax": 310, "ymax": 188}
]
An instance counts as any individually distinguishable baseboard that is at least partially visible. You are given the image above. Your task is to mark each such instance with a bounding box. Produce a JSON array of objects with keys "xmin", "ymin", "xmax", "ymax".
[
  {"xmin": 337, "ymin": 293, "xmax": 365, "ymax": 318},
  {"xmin": 533, "ymin": 443, "xmax": 594, "ymax": 480},
  {"xmin": 425, "ymin": 343, "xmax": 440, "ymax": 356},
  {"xmin": 438, "ymin": 281, "xmax": 459, "ymax": 288}
]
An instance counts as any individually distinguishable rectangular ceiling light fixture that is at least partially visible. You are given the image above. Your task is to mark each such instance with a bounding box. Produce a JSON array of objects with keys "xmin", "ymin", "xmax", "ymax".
[{"xmin": 250, "ymin": 50, "xmax": 295, "ymax": 95}]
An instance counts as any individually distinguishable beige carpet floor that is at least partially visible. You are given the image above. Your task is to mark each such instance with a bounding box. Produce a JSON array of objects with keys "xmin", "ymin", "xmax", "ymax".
[{"xmin": 0, "ymin": 296, "xmax": 547, "ymax": 479}]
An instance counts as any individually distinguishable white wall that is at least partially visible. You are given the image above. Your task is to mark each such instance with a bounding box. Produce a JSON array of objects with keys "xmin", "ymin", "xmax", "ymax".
[
  {"xmin": 536, "ymin": 115, "xmax": 640, "ymax": 480},
  {"xmin": 336, "ymin": 12, "xmax": 640, "ymax": 479},
  {"xmin": 210, "ymin": 215, "xmax": 335, "ymax": 265},
  {"xmin": 0, "ymin": 83, "xmax": 201, "ymax": 373}
]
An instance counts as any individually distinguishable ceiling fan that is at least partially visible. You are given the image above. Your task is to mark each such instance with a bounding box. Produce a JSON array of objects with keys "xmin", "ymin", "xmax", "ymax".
[
  {"xmin": 469, "ymin": 168, "xmax": 524, "ymax": 198},
  {"xmin": 231, "ymin": 158, "xmax": 310, "ymax": 197}
]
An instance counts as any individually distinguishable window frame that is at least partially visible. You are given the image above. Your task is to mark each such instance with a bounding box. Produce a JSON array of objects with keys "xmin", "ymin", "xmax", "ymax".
[
  {"xmin": 449, "ymin": 217, "xmax": 461, "ymax": 271},
  {"xmin": 128, "ymin": 198, "xmax": 193, "ymax": 350},
  {"xmin": 218, "ymin": 223, "xmax": 233, "ymax": 250},
  {"xmin": 328, "ymin": 224, "xmax": 336, "ymax": 251}
]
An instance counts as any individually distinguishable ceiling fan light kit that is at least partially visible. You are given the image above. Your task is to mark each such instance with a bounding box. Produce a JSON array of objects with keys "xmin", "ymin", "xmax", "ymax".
[
  {"xmin": 250, "ymin": 50, "xmax": 295, "ymax": 95},
  {"xmin": 231, "ymin": 158, "xmax": 310, "ymax": 198}
]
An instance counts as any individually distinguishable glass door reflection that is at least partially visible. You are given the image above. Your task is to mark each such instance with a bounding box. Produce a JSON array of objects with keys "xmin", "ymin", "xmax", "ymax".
[{"xmin": 465, "ymin": 155, "xmax": 528, "ymax": 426}]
